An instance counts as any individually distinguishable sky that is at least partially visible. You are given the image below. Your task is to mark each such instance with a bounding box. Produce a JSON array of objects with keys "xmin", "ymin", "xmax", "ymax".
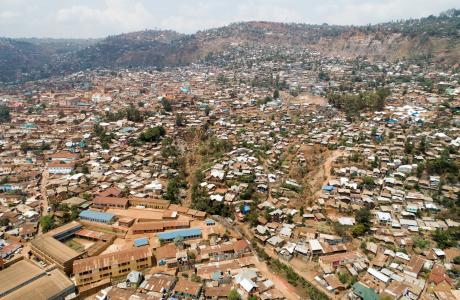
[{"xmin": 0, "ymin": 0, "xmax": 458, "ymax": 38}]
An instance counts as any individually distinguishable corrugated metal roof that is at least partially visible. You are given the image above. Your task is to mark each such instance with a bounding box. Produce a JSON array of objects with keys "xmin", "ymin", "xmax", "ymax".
[
  {"xmin": 157, "ymin": 227, "xmax": 202, "ymax": 240},
  {"xmin": 79, "ymin": 210, "xmax": 115, "ymax": 222}
]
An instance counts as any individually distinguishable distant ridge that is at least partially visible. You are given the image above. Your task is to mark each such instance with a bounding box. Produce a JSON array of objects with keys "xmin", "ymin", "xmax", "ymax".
[{"xmin": 0, "ymin": 9, "xmax": 459, "ymax": 83}]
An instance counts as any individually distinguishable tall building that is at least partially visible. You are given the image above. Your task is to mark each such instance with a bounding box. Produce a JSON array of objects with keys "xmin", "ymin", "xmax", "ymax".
[{"xmin": 73, "ymin": 246, "xmax": 152, "ymax": 286}]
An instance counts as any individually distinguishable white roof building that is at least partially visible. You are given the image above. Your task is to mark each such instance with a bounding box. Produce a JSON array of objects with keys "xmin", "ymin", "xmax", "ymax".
[
  {"xmin": 309, "ymin": 239, "xmax": 324, "ymax": 253},
  {"xmin": 367, "ymin": 267, "xmax": 390, "ymax": 283}
]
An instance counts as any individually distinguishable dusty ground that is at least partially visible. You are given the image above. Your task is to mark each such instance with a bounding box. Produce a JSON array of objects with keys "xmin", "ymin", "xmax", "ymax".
[
  {"xmin": 100, "ymin": 237, "xmax": 133, "ymax": 255},
  {"xmin": 282, "ymin": 91, "xmax": 329, "ymax": 106}
]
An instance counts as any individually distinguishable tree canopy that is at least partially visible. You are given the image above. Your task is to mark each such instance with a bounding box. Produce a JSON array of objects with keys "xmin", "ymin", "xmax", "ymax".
[
  {"xmin": 139, "ymin": 126, "xmax": 166, "ymax": 143},
  {"xmin": 327, "ymin": 88, "xmax": 390, "ymax": 120},
  {"xmin": 0, "ymin": 105, "xmax": 11, "ymax": 123},
  {"xmin": 40, "ymin": 215, "xmax": 55, "ymax": 232}
]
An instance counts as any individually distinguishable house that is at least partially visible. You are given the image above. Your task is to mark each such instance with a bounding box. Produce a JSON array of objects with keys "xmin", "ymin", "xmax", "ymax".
[
  {"xmin": 367, "ymin": 267, "xmax": 390, "ymax": 284},
  {"xmin": 338, "ymin": 217, "xmax": 355, "ymax": 226},
  {"xmin": 155, "ymin": 243, "xmax": 178, "ymax": 268},
  {"xmin": 173, "ymin": 279, "xmax": 202, "ymax": 299},
  {"xmin": 204, "ymin": 284, "xmax": 232, "ymax": 300},
  {"xmin": 238, "ymin": 278, "xmax": 257, "ymax": 295},
  {"xmin": 19, "ymin": 223, "xmax": 37, "ymax": 240},
  {"xmin": 139, "ymin": 273, "xmax": 176, "ymax": 297},
  {"xmin": 97, "ymin": 186, "xmax": 122, "ymax": 198},
  {"xmin": 48, "ymin": 151, "xmax": 79, "ymax": 162},
  {"xmin": 323, "ymin": 274, "xmax": 346, "ymax": 293},
  {"xmin": 350, "ymin": 282, "xmax": 378, "ymax": 300},
  {"xmin": 199, "ymin": 240, "xmax": 251, "ymax": 261},
  {"xmin": 428, "ymin": 264, "xmax": 454, "ymax": 288},
  {"xmin": 48, "ymin": 162, "xmax": 74, "ymax": 174},
  {"xmin": 376, "ymin": 211, "xmax": 392, "ymax": 226},
  {"xmin": 319, "ymin": 251, "xmax": 367, "ymax": 273},
  {"xmin": 404, "ymin": 255, "xmax": 426, "ymax": 278},
  {"xmin": 266, "ymin": 236, "xmax": 284, "ymax": 248},
  {"xmin": 309, "ymin": 239, "xmax": 324, "ymax": 256}
]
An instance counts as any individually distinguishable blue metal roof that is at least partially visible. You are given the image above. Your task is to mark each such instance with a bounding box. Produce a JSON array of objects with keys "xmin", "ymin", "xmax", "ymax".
[
  {"xmin": 322, "ymin": 185, "xmax": 335, "ymax": 191},
  {"xmin": 79, "ymin": 210, "xmax": 115, "ymax": 222},
  {"xmin": 157, "ymin": 228, "xmax": 202, "ymax": 240},
  {"xmin": 134, "ymin": 237, "xmax": 149, "ymax": 247},
  {"xmin": 211, "ymin": 271, "xmax": 222, "ymax": 281}
]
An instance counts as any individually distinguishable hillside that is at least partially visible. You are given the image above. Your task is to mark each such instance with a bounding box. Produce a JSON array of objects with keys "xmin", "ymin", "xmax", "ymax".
[
  {"xmin": 0, "ymin": 9, "xmax": 459, "ymax": 83},
  {"xmin": 0, "ymin": 38, "xmax": 51, "ymax": 82}
]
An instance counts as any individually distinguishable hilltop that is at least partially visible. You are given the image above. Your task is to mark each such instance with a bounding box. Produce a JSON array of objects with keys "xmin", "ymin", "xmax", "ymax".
[{"xmin": 0, "ymin": 9, "xmax": 459, "ymax": 83}]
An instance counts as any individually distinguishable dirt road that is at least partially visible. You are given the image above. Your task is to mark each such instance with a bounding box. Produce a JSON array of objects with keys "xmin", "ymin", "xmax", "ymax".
[
  {"xmin": 40, "ymin": 169, "xmax": 50, "ymax": 215},
  {"xmin": 311, "ymin": 149, "xmax": 343, "ymax": 198},
  {"xmin": 251, "ymin": 256, "xmax": 301, "ymax": 300},
  {"xmin": 38, "ymin": 169, "xmax": 50, "ymax": 234},
  {"xmin": 212, "ymin": 216, "xmax": 303, "ymax": 300}
]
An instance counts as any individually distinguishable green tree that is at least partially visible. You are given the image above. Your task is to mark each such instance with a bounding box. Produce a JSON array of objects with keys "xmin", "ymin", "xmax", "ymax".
[
  {"xmin": 0, "ymin": 105, "xmax": 11, "ymax": 123},
  {"xmin": 125, "ymin": 106, "xmax": 143, "ymax": 122},
  {"xmin": 81, "ymin": 165, "xmax": 89, "ymax": 174},
  {"xmin": 228, "ymin": 289, "xmax": 241, "ymax": 300},
  {"xmin": 361, "ymin": 176, "xmax": 375, "ymax": 188},
  {"xmin": 416, "ymin": 163, "xmax": 425, "ymax": 178},
  {"xmin": 40, "ymin": 215, "xmax": 55, "ymax": 232},
  {"xmin": 413, "ymin": 237, "xmax": 430, "ymax": 249},
  {"xmin": 404, "ymin": 139, "xmax": 414, "ymax": 154},
  {"xmin": 351, "ymin": 224, "xmax": 367, "ymax": 237},
  {"xmin": 164, "ymin": 178, "xmax": 182, "ymax": 204},
  {"xmin": 175, "ymin": 114, "xmax": 185, "ymax": 126},
  {"xmin": 355, "ymin": 207, "xmax": 371, "ymax": 234},
  {"xmin": 418, "ymin": 136, "xmax": 427, "ymax": 154},
  {"xmin": 427, "ymin": 153, "xmax": 458, "ymax": 176},
  {"xmin": 139, "ymin": 126, "xmax": 166, "ymax": 143},
  {"xmin": 20, "ymin": 142, "xmax": 31, "ymax": 153},
  {"xmin": 432, "ymin": 228, "xmax": 460, "ymax": 249},
  {"xmin": 453, "ymin": 256, "xmax": 460, "ymax": 264},
  {"xmin": 161, "ymin": 98, "xmax": 173, "ymax": 112},
  {"xmin": 0, "ymin": 218, "xmax": 9, "ymax": 226},
  {"xmin": 371, "ymin": 127, "xmax": 377, "ymax": 137}
]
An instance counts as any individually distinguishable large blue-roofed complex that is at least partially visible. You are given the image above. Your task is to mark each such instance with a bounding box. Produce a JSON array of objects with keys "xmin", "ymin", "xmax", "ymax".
[
  {"xmin": 157, "ymin": 228, "xmax": 202, "ymax": 242},
  {"xmin": 79, "ymin": 210, "xmax": 115, "ymax": 224}
]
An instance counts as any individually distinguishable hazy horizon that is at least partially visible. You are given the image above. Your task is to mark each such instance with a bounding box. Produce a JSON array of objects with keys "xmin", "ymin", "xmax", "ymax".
[{"xmin": 0, "ymin": 0, "xmax": 458, "ymax": 39}]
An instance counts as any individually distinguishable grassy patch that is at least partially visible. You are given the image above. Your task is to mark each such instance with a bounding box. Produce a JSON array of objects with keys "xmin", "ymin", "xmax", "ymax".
[{"xmin": 65, "ymin": 239, "xmax": 85, "ymax": 252}]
